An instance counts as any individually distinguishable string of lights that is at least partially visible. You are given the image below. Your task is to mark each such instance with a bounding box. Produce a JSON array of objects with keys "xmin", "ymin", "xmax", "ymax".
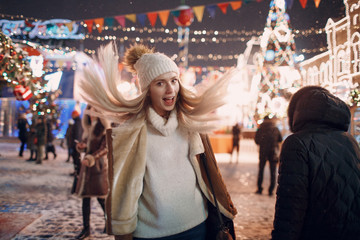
[{"xmin": 86, "ymin": 24, "xmax": 324, "ymax": 38}]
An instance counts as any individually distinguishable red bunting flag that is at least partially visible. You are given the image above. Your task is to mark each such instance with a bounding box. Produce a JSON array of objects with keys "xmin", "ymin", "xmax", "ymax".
[
  {"xmin": 218, "ymin": 3, "xmax": 229, "ymax": 14},
  {"xmin": 147, "ymin": 12, "xmax": 158, "ymax": 27},
  {"xmin": 114, "ymin": 16, "xmax": 126, "ymax": 28},
  {"xmin": 84, "ymin": 20, "xmax": 94, "ymax": 33},
  {"xmin": 299, "ymin": 0, "xmax": 307, "ymax": 8}
]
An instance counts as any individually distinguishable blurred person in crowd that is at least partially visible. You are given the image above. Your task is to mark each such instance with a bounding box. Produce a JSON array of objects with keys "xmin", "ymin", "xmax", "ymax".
[
  {"xmin": 74, "ymin": 105, "xmax": 110, "ymax": 239},
  {"xmin": 35, "ymin": 116, "xmax": 47, "ymax": 164},
  {"xmin": 254, "ymin": 115, "xmax": 282, "ymax": 196},
  {"xmin": 26, "ymin": 118, "xmax": 37, "ymax": 162},
  {"xmin": 77, "ymin": 43, "xmax": 238, "ymax": 240},
  {"xmin": 44, "ymin": 116, "xmax": 57, "ymax": 160},
  {"xmin": 69, "ymin": 110, "xmax": 83, "ymax": 177},
  {"xmin": 17, "ymin": 113, "xmax": 29, "ymax": 157},
  {"xmin": 231, "ymin": 122, "xmax": 241, "ymax": 163},
  {"xmin": 63, "ymin": 118, "xmax": 75, "ymax": 162},
  {"xmin": 271, "ymin": 86, "xmax": 360, "ymax": 240}
]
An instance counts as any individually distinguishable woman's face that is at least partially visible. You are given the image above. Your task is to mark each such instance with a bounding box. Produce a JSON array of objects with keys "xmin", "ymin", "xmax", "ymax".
[{"xmin": 149, "ymin": 71, "xmax": 180, "ymax": 117}]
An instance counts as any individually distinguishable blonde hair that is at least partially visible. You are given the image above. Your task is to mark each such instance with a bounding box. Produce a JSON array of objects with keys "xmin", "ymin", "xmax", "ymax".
[{"xmin": 78, "ymin": 42, "xmax": 237, "ymax": 133}]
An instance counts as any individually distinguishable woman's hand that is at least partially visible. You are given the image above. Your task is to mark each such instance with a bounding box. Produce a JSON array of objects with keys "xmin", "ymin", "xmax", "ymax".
[
  {"xmin": 76, "ymin": 142, "xmax": 87, "ymax": 150},
  {"xmin": 81, "ymin": 157, "xmax": 90, "ymax": 167}
]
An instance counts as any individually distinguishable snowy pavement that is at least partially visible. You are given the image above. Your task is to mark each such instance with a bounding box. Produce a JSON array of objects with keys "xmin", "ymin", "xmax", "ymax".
[{"xmin": 0, "ymin": 139, "xmax": 276, "ymax": 240}]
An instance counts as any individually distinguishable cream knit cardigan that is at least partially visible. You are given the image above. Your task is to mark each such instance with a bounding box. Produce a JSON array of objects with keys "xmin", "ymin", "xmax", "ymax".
[{"xmin": 106, "ymin": 113, "xmax": 235, "ymax": 236}]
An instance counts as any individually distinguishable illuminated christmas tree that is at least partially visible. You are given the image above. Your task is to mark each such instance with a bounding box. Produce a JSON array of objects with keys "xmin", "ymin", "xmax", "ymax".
[
  {"xmin": 0, "ymin": 30, "xmax": 62, "ymax": 120},
  {"xmin": 0, "ymin": 31, "xmax": 34, "ymax": 100},
  {"xmin": 255, "ymin": 0, "xmax": 301, "ymax": 121}
]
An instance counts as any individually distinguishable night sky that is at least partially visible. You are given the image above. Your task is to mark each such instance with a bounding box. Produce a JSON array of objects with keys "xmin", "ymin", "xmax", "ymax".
[{"xmin": 0, "ymin": 0, "xmax": 346, "ymax": 67}]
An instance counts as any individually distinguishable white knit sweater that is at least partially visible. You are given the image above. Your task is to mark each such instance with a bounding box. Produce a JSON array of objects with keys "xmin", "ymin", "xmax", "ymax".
[{"xmin": 133, "ymin": 108, "xmax": 207, "ymax": 238}]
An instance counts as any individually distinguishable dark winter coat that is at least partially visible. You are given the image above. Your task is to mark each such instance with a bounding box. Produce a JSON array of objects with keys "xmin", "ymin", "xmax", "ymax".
[
  {"xmin": 75, "ymin": 116, "xmax": 109, "ymax": 198},
  {"xmin": 35, "ymin": 118, "xmax": 47, "ymax": 146},
  {"xmin": 271, "ymin": 86, "xmax": 360, "ymax": 240},
  {"xmin": 254, "ymin": 119, "xmax": 282, "ymax": 161},
  {"xmin": 69, "ymin": 116, "xmax": 83, "ymax": 149},
  {"xmin": 46, "ymin": 120, "xmax": 55, "ymax": 143},
  {"xmin": 17, "ymin": 118, "xmax": 29, "ymax": 142}
]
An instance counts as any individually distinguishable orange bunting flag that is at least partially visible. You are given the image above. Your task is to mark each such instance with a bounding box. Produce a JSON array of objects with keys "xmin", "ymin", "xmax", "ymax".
[
  {"xmin": 314, "ymin": 0, "xmax": 321, "ymax": 8},
  {"xmin": 84, "ymin": 20, "xmax": 94, "ymax": 33},
  {"xmin": 147, "ymin": 12, "xmax": 158, "ymax": 27},
  {"xmin": 114, "ymin": 16, "xmax": 126, "ymax": 28},
  {"xmin": 193, "ymin": 6, "xmax": 205, "ymax": 22},
  {"xmin": 218, "ymin": 3, "xmax": 229, "ymax": 14},
  {"xmin": 299, "ymin": 0, "xmax": 307, "ymax": 8},
  {"xmin": 94, "ymin": 18, "xmax": 104, "ymax": 33},
  {"xmin": 65, "ymin": 22, "xmax": 73, "ymax": 32},
  {"xmin": 158, "ymin": 10, "xmax": 170, "ymax": 26},
  {"xmin": 125, "ymin": 14, "xmax": 136, "ymax": 23},
  {"xmin": 230, "ymin": 1, "xmax": 242, "ymax": 10}
]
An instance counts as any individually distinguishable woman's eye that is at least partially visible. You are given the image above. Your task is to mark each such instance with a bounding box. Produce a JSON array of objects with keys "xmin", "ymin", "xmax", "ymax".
[{"xmin": 172, "ymin": 79, "xmax": 178, "ymax": 84}]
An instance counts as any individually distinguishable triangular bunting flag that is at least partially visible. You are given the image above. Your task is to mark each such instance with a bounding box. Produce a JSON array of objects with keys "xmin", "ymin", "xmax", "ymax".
[
  {"xmin": 171, "ymin": 10, "xmax": 180, "ymax": 17},
  {"xmin": 230, "ymin": 1, "xmax": 242, "ymax": 10},
  {"xmin": 94, "ymin": 18, "xmax": 104, "ymax": 33},
  {"xmin": 126, "ymin": 14, "xmax": 136, "ymax": 23},
  {"xmin": 147, "ymin": 12, "xmax": 158, "ymax": 27},
  {"xmin": 158, "ymin": 10, "xmax": 170, "ymax": 26},
  {"xmin": 206, "ymin": 5, "xmax": 217, "ymax": 19},
  {"xmin": 114, "ymin": 16, "xmax": 126, "ymax": 28},
  {"xmin": 137, "ymin": 14, "xmax": 147, "ymax": 26},
  {"xmin": 285, "ymin": 0, "xmax": 294, "ymax": 9},
  {"xmin": 105, "ymin": 18, "xmax": 114, "ymax": 27},
  {"xmin": 65, "ymin": 22, "xmax": 73, "ymax": 32},
  {"xmin": 217, "ymin": 3, "xmax": 229, "ymax": 14},
  {"xmin": 314, "ymin": 0, "xmax": 321, "ymax": 8},
  {"xmin": 299, "ymin": 0, "xmax": 307, "ymax": 8},
  {"xmin": 193, "ymin": 6, "xmax": 205, "ymax": 22},
  {"xmin": 84, "ymin": 20, "xmax": 94, "ymax": 33},
  {"xmin": 57, "ymin": 60, "xmax": 64, "ymax": 68}
]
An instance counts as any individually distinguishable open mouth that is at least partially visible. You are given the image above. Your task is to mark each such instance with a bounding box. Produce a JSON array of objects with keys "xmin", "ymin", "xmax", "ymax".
[{"xmin": 163, "ymin": 97, "xmax": 175, "ymax": 106}]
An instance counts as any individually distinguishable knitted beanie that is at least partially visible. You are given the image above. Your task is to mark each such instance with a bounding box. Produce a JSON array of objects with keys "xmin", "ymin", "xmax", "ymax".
[{"xmin": 124, "ymin": 44, "xmax": 179, "ymax": 91}]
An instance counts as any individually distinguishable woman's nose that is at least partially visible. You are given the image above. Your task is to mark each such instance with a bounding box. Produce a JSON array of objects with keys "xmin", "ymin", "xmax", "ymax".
[{"xmin": 165, "ymin": 83, "xmax": 174, "ymax": 93}]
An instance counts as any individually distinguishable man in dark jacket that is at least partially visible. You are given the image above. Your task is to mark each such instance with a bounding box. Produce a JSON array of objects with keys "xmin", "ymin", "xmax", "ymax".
[
  {"xmin": 254, "ymin": 115, "xmax": 282, "ymax": 196},
  {"xmin": 70, "ymin": 110, "xmax": 83, "ymax": 177},
  {"xmin": 17, "ymin": 113, "xmax": 29, "ymax": 157},
  {"xmin": 272, "ymin": 86, "xmax": 360, "ymax": 240}
]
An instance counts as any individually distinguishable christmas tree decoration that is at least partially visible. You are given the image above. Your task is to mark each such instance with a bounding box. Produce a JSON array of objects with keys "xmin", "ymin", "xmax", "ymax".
[
  {"xmin": 13, "ymin": 84, "xmax": 33, "ymax": 100},
  {"xmin": 255, "ymin": 0, "xmax": 301, "ymax": 120},
  {"xmin": 0, "ymin": 30, "xmax": 63, "ymax": 123},
  {"xmin": 172, "ymin": 5, "xmax": 194, "ymax": 27},
  {"xmin": 173, "ymin": 5, "xmax": 194, "ymax": 68}
]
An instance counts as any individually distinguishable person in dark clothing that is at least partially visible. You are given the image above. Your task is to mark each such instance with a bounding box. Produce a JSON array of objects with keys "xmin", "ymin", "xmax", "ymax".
[
  {"xmin": 70, "ymin": 110, "xmax": 83, "ymax": 177},
  {"xmin": 271, "ymin": 86, "xmax": 360, "ymax": 240},
  {"xmin": 44, "ymin": 117, "xmax": 57, "ymax": 160},
  {"xmin": 64, "ymin": 118, "xmax": 74, "ymax": 162},
  {"xmin": 17, "ymin": 113, "xmax": 29, "ymax": 157},
  {"xmin": 254, "ymin": 115, "xmax": 282, "ymax": 196},
  {"xmin": 26, "ymin": 119, "xmax": 37, "ymax": 161},
  {"xmin": 35, "ymin": 116, "xmax": 47, "ymax": 164},
  {"xmin": 231, "ymin": 123, "xmax": 241, "ymax": 163},
  {"xmin": 74, "ymin": 105, "xmax": 110, "ymax": 239}
]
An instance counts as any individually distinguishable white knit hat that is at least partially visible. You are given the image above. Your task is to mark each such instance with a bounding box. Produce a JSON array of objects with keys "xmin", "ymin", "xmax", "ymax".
[{"xmin": 134, "ymin": 52, "xmax": 179, "ymax": 90}]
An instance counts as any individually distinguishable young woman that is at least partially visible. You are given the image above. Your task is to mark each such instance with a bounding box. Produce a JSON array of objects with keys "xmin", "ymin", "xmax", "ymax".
[
  {"xmin": 78, "ymin": 43, "xmax": 238, "ymax": 240},
  {"xmin": 74, "ymin": 105, "xmax": 110, "ymax": 239}
]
